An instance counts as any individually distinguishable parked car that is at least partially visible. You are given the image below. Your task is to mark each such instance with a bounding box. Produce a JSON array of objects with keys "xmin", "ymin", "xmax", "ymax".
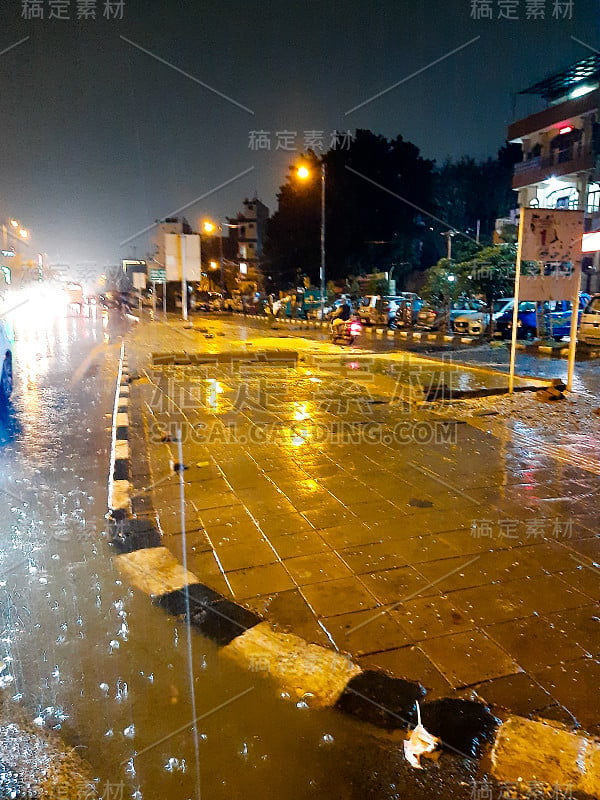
[
  {"xmin": 358, "ymin": 294, "xmax": 421, "ymax": 326},
  {"xmin": 0, "ymin": 318, "xmax": 14, "ymax": 403},
  {"xmin": 393, "ymin": 294, "xmax": 423, "ymax": 328},
  {"xmin": 194, "ymin": 291, "xmax": 223, "ymax": 311},
  {"xmin": 416, "ymin": 298, "xmax": 486, "ymax": 331},
  {"xmin": 453, "ymin": 298, "xmax": 514, "ymax": 336},
  {"xmin": 496, "ymin": 294, "xmax": 591, "ymax": 340},
  {"xmin": 578, "ymin": 293, "xmax": 600, "ymax": 346},
  {"xmin": 223, "ymin": 296, "xmax": 243, "ymax": 312}
]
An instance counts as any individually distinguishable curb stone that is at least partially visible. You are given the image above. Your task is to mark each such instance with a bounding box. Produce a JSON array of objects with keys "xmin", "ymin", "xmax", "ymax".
[{"xmin": 107, "ymin": 347, "xmax": 600, "ymax": 788}]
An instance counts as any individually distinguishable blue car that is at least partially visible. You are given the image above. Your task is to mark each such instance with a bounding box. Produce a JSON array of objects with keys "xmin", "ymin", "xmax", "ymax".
[
  {"xmin": 0, "ymin": 317, "xmax": 13, "ymax": 402},
  {"xmin": 496, "ymin": 294, "xmax": 590, "ymax": 341}
]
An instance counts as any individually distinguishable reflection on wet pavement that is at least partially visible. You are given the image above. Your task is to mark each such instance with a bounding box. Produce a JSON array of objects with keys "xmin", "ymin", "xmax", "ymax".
[
  {"xmin": 129, "ymin": 315, "xmax": 599, "ymax": 741},
  {"xmin": 0, "ymin": 308, "xmax": 483, "ymax": 799}
]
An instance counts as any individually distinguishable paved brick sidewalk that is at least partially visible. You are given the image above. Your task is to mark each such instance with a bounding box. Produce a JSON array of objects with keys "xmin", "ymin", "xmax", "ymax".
[{"xmin": 127, "ymin": 316, "xmax": 599, "ymax": 736}]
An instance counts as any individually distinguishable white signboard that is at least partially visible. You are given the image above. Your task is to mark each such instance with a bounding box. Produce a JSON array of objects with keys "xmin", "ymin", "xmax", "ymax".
[
  {"xmin": 132, "ymin": 272, "xmax": 146, "ymax": 290},
  {"xmin": 582, "ymin": 230, "xmax": 600, "ymax": 252},
  {"xmin": 519, "ymin": 209, "xmax": 584, "ymax": 301},
  {"xmin": 165, "ymin": 234, "xmax": 201, "ymax": 282}
]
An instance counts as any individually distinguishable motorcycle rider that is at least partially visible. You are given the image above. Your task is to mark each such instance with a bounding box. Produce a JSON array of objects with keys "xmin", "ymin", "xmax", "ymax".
[{"xmin": 331, "ymin": 297, "xmax": 351, "ymax": 332}]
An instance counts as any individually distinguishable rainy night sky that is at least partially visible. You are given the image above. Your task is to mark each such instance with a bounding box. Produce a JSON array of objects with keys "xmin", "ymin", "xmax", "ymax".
[{"xmin": 0, "ymin": 0, "xmax": 599, "ymax": 265}]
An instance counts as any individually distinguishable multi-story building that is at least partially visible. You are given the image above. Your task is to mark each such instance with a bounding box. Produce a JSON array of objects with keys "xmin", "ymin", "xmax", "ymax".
[
  {"xmin": 508, "ymin": 54, "xmax": 600, "ymax": 290},
  {"xmin": 227, "ymin": 198, "xmax": 269, "ymax": 266},
  {"xmin": 226, "ymin": 197, "xmax": 269, "ymax": 295},
  {"xmin": 151, "ymin": 217, "xmax": 193, "ymax": 271}
]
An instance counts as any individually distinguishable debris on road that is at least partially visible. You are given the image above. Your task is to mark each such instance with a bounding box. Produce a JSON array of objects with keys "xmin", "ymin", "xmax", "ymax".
[{"xmin": 404, "ymin": 702, "xmax": 439, "ymax": 769}]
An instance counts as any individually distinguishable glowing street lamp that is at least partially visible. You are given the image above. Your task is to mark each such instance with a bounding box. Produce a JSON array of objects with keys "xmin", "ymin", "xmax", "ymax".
[
  {"xmin": 202, "ymin": 219, "xmax": 224, "ymax": 292},
  {"xmin": 295, "ymin": 161, "xmax": 326, "ymax": 317},
  {"xmin": 2, "ymin": 218, "xmax": 30, "ymax": 253}
]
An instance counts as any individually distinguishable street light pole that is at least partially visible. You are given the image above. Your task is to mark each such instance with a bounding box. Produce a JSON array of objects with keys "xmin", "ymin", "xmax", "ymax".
[
  {"xmin": 320, "ymin": 161, "xmax": 326, "ymax": 318},
  {"xmin": 180, "ymin": 233, "xmax": 188, "ymax": 322},
  {"xmin": 203, "ymin": 220, "xmax": 227, "ymax": 296},
  {"xmin": 218, "ymin": 230, "xmax": 224, "ymax": 295},
  {"xmin": 442, "ymin": 230, "xmax": 455, "ymax": 260}
]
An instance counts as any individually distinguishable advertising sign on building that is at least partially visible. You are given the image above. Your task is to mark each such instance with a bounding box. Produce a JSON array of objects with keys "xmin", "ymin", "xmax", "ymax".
[
  {"xmin": 165, "ymin": 234, "xmax": 201, "ymax": 282},
  {"xmin": 519, "ymin": 209, "xmax": 584, "ymax": 301}
]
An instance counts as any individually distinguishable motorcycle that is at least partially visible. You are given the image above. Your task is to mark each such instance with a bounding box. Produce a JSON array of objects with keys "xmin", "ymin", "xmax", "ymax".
[{"xmin": 331, "ymin": 316, "xmax": 362, "ymax": 346}]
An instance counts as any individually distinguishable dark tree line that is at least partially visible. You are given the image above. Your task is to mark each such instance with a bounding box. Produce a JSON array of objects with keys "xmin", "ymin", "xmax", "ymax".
[{"xmin": 262, "ymin": 129, "xmax": 521, "ymax": 290}]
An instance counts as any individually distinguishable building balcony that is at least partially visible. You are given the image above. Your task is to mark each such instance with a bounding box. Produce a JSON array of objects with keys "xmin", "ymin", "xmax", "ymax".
[
  {"xmin": 512, "ymin": 144, "xmax": 598, "ymax": 189},
  {"xmin": 508, "ymin": 89, "xmax": 599, "ymax": 142}
]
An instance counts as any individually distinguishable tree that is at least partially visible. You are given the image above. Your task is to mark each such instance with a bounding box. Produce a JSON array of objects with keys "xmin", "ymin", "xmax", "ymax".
[
  {"xmin": 263, "ymin": 130, "xmax": 436, "ymax": 289},
  {"xmin": 421, "ymin": 258, "xmax": 469, "ymax": 305},
  {"xmin": 433, "ymin": 143, "xmax": 522, "ymax": 251},
  {"xmin": 462, "ymin": 244, "xmax": 516, "ymax": 308},
  {"xmin": 421, "ymin": 244, "xmax": 517, "ymax": 308}
]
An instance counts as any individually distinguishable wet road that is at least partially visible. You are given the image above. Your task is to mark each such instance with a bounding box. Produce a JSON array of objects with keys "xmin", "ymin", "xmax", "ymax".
[
  {"xmin": 0, "ymin": 304, "xmax": 478, "ymax": 799},
  {"xmin": 234, "ymin": 315, "xmax": 600, "ymax": 397}
]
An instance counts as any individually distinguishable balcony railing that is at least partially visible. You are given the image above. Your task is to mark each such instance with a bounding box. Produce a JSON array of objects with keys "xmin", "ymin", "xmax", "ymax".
[{"xmin": 512, "ymin": 142, "xmax": 597, "ymax": 188}]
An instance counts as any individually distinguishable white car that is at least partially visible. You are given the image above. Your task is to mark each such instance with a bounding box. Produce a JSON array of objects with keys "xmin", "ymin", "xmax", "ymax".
[
  {"xmin": 578, "ymin": 294, "xmax": 600, "ymax": 346},
  {"xmin": 0, "ymin": 318, "xmax": 13, "ymax": 402},
  {"xmin": 453, "ymin": 298, "xmax": 514, "ymax": 336}
]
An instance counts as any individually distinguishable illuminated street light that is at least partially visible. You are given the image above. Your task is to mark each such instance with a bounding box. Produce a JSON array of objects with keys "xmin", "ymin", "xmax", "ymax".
[
  {"xmin": 202, "ymin": 219, "xmax": 227, "ymax": 293},
  {"xmin": 294, "ymin": 161, "xmax": 326, "ymax": 317},
  {"xmin": 2, "ymin": 218, "xmax": 30, "ymax": 254}
]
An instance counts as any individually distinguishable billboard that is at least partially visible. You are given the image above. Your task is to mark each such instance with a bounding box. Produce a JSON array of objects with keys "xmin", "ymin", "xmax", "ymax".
[
  {"xmin": 519, "ymin": 209, "xmax": 584, "ymax": 301},
  {"xmin": 165, "ymin": 234, "xmax": 201, "ymax": 282}
]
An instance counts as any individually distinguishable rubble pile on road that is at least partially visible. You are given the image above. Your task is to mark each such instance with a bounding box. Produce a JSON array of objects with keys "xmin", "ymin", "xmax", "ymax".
[
  {"xmin": 428, "ymin": 388, "xmax": 600, "ymax": 445},
  {"xmin": 535, "ymin": 378, "xmax": 567, "ymax": 404}
]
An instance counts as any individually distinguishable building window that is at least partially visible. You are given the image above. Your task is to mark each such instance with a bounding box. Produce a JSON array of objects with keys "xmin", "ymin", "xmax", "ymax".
[
  {"xmin": 545, "ymin": 186, "xmax": 578, "ymax": 210},
  {"xmin": 587, "ymin": 183, "xmax": 600, "ymax": 214}
]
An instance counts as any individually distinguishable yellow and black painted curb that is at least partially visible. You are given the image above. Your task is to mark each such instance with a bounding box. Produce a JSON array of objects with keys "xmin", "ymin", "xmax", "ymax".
[
  {"xmin": 106, "ymin": 348, "xmax": 600, "ymax": 791},
  {"xmin": 108, "ymin": 342, "xmax": 132, "ymax": 520}
]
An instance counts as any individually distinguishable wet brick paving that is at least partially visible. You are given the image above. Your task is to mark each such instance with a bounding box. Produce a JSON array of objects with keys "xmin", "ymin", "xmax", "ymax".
[{"xmin": 128, "ymin": 317, "xmax": 599, "ymax": 736}]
